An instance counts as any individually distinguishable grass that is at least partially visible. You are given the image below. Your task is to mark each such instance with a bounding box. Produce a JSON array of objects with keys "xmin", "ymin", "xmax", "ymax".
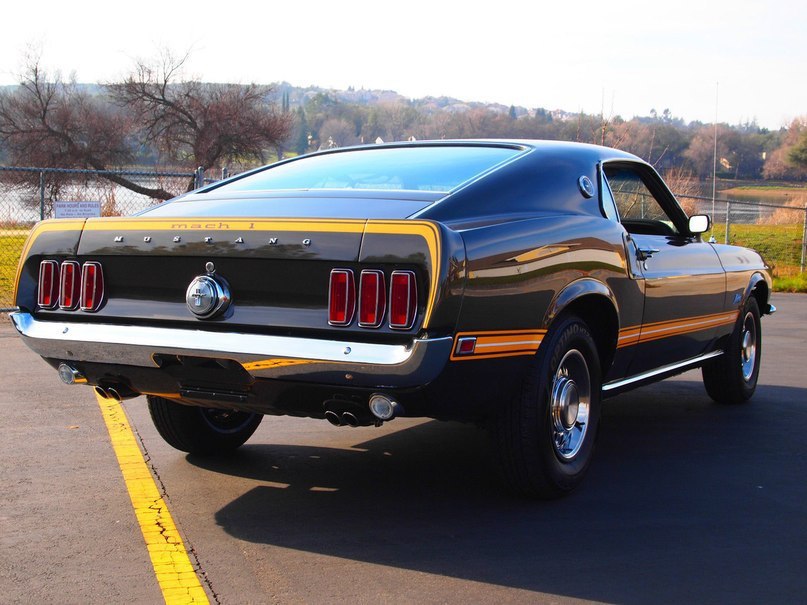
[
  {"xmin": 710, "ymin": 223, "xmax": 807, "ymax": 292},
  {"xmin": 773, "ymin": 273, "xmax": 807, "ymax": 293},
  {"xmin": 710, "ymin": 223, "xmax": 804, "ymax": 275},
  {"xmin": 0, "ymin": 232, "xmax": 28, "ymax": 308}
]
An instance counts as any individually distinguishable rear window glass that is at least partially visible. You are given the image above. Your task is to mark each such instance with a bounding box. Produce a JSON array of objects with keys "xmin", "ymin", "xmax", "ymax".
[{"xmin": 213, "ymin": 145, "xmax": 522, "ymax": 193}]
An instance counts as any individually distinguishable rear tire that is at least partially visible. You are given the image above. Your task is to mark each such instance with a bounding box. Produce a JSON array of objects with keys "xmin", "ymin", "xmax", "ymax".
[
  {"xmin": 702, "ymin": 296, "xmax": 762, "ymax": 404},
  {"xmin": 494, "ymin": 314, "xmax": 602, "ymax": 499},
  {"xmin": 147, "ymin": 395, "xmax": 262, "ymax": 455}
]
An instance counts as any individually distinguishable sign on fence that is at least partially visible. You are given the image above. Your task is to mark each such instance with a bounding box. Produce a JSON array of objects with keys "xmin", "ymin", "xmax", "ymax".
[{"xmin": 53, "ymin": 201, "xmax": 101, "ymax": 219}]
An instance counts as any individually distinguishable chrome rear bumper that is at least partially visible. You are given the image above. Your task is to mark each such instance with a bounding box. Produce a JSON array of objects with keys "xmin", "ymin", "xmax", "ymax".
[{"xmin": 10, "ymin": 312, "xmax": 452, "ymax": 388}]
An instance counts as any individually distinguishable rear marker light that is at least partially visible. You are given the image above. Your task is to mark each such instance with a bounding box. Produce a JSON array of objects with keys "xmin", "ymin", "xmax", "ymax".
[
  {"xmin": 80, "ymin": 262, "xmax": 104, "ymax": 312},
  {"xmin": 37, "ymin": 260, "xmax": 60, "ymax": 309},
  {"xmin": 389, "ymin": 270, "xmax": 417, "ymax": 330},
  {"xmin": 455, "ymin": 337, "xmax": 477, "ymax": 356},
  {"xmin": 328, "ymin": 269, "xmax": 355, "ymax": 326},
  {"xmin": 59, "ymin": 261, "xmax": 81, "ymax": 310},
  {"xmin": 358, "ymin": 270, "xmax": 386, "ymax": 328}
]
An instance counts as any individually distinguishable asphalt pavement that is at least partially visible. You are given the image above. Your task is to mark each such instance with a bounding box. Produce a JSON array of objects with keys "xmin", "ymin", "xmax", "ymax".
[{"xmin": 1, "ymin": 293, "xmax": 805, "ymax": 604}]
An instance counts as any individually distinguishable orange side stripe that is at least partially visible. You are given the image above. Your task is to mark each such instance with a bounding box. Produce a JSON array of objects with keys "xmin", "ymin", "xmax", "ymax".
[
  {"xmin": 450, "ymin": 330, "xmax": 546, "ymax": 361},
  {"xmin": 617, "ymin": 310, "xmax": 738, "ymax": 347},
  {"xmin": 476, "ymin": 334, "xmax": 544, "ymax": 346},
  {"xmin": 453, "ymin": 310, "xmax": 740, "ymax": 359}
]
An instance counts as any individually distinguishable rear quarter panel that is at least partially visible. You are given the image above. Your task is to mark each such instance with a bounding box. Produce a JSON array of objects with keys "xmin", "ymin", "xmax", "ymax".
[{"xmin": 452, "ymin": 214, "xmax": 643, "ymax": 382}]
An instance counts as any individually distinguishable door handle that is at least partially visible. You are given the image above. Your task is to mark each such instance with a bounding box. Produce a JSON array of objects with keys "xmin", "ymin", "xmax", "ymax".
[{"xmin": 636, "ymin": 247, "xmax": 660, "ymax": 261}]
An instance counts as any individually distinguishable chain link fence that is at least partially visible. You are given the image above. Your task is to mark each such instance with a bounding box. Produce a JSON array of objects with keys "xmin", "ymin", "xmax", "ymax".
[
  {"xmin": 1, "ymin": 167, "xmax": 806, "ymax": 310},
  {"xmin": 678, "ymin": 193, "xmax": 807, "ymax": 279},
  {"xmin": 0, "ymin": 166, "xmax": 198, "ymax": 310}
]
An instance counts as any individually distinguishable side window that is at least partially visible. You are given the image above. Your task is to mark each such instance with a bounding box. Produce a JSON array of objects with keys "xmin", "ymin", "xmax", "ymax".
[{"xmin": 604, "ymin": 166, "xmax": 679, "ymax": 236}]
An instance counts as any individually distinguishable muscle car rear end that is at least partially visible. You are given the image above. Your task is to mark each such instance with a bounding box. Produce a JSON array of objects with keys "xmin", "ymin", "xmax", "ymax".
[{"xmin": 11, "ymin": 141, "xmax": 775, "ymax": 498}]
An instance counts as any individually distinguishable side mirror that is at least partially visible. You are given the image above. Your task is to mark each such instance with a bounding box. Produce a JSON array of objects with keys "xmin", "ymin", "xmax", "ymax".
[{"xmin": 688, "ymin": 214, "xmax": 711, "ymax": 235}]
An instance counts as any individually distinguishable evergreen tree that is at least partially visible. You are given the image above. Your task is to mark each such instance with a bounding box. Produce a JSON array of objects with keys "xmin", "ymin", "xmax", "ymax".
[{"xmin": 294, "ymin": 107, "xmax": 310, "ymax": 155}]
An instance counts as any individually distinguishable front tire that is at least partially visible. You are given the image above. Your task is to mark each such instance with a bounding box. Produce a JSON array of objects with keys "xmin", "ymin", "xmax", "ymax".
[
  {"xmin": 494, "ymin": 315, "xmax": 602, "ymax": 499},
  {"xmin": 147, "ymin": 396, "xmax": 263, "ymax": 455},
  {"xmin": 702, "ymin": 296, "xmax": 762, "ymax": 404}
]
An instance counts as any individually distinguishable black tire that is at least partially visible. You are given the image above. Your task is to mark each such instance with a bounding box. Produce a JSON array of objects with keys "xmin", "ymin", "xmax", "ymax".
[
  {"xmin": 147, "ymin": 395, "xmax": 262, "ymax": 455},
  {"xmin": 494, "ymin": 314, "xmax": 602, "ymax": 499},
  {"xmin": 702, "ymin": 296, "xmax": 762, "ymax": 404}
]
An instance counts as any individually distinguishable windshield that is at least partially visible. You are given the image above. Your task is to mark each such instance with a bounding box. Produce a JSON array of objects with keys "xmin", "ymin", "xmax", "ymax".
[{"xmin": 211, "ymin": 145, "xmax": 523, "ymax": 194}]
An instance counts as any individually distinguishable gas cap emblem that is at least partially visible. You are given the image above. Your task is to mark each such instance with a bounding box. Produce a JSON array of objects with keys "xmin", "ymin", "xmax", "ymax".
[
  {"xmin": 578, "ymin": 176, "xmax": 595, "ymax": 198},
  {"xmin": 185, "ymin": 275, "xmax": 231, "ymax": 318}
]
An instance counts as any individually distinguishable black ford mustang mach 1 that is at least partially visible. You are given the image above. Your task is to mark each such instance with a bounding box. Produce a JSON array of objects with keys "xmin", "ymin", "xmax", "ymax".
[{"xmin": 11, "ymin": 141, "xmax": 775, "ymax": 498}]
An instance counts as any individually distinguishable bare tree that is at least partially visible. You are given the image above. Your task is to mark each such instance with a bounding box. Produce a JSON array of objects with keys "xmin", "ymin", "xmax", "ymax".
[
  {"xmin": 108, "ymin": 51, "xmax": 292, "ymax": 184},
  {"xmin": 318, "ymin": 117, "xmax": 359, "ymax": 148},
  {"xmin": 0, "ymin": 56, "xmax": 178, "ymax": 200}
]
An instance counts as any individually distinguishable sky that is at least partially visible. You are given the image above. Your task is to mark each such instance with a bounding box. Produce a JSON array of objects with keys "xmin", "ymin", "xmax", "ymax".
[{"xmin": 1, "ymin": 0, "xmax": 804, "ymax": 130}]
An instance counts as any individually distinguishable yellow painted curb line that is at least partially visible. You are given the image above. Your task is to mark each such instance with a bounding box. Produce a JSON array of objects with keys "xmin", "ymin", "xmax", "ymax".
[{"xmin": 96, "ymin": 393, "xmax": 210, "ymax": 604}]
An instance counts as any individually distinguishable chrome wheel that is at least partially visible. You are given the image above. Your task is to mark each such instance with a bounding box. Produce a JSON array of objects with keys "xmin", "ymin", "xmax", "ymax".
[
  {"xmin": 550, "ymin": 349, "xmax": 591, "ymax": 460},
  {"xmin": 740, "ymin": 311, "xmax": 757, "ymax": 382}
]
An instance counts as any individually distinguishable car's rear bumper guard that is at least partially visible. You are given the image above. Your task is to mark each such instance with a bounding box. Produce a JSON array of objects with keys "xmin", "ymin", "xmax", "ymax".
[{"xmin": 10, "ymin": 312, "xmax": 452, "ymax": 388}]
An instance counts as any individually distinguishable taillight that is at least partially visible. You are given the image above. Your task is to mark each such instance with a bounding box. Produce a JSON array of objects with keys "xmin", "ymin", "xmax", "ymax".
[
  {"xmin": 37, "ymin": 260, "xmax": 105, "ymax": 312},
  {"xmin": 389, "ymin": 270, "xmax": 417, "ymax": 329},
  {"xmin": 80, "ymin": 262, "xmax": 104, "ymax": 312},
  {"xmin": 328, "ymin": 269, "xmax": 355, "ymax": 326},
  {"xmin": 358, "ymin": 270, "xmax": 386, "ymax": 328},
  {"xmin": 37, "ymin": 260, "xmax": 59, "ymax": 309},
  {"xmin": 59, "ymin": 261, "xmax": 81, "ymax": 310}
]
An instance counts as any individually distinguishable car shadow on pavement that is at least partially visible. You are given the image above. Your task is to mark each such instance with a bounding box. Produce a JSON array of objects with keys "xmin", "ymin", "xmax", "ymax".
[{"xmin": 188, "ymin": 379, "xmax": 806, "ymax": 604}]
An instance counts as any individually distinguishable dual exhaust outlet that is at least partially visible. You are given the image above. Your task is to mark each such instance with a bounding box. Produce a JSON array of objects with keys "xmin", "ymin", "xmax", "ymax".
[
  {"xmin": 325, "ymin": 393, "xmax": 402, "ymax": 427},
  {"xmin": 57, "ymin": 363, "xmax": 137, "ymax": 401}
]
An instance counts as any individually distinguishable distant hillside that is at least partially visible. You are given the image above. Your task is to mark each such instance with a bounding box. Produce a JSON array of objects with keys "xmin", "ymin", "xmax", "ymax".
[{"xmin": 1, "ymin": 80, "xmax": 802, "ymax": 182}]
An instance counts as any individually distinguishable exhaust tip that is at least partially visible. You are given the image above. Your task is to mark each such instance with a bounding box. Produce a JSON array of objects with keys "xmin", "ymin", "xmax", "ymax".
[
  {"xmin": 58, "ymin": 364, "xmax": 87, "ymax": 385},
  {"xmin": 324, "ymin": 410, "xmax": 343, "ymax": 426},
  {"xmin": 94, "ymin": 385, "xmax": 121, "ymax": 401},
  {"xmin": 341, "ymin": 412, "xmax": 359, "ymax": 427},
  {"xmin": 106, "ymin": 387, "xmax": 124, "ymax": 402},
  {"xmin": 369, "ymin": 394, "xmax": 400, "ymax": 421},
  {"xmin": 94, "ymin": 384, "xmax": 138, "ymax": 401}
]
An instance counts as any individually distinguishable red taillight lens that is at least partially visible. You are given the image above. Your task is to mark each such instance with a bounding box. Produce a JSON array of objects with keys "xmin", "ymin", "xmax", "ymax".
[
  {"xmin": 328, "ymin": 269, "xmax": 355, "ymax": 326},
  {"xmin": 37, "ymin": 260, "xmax": 60, "ymax": 309},
  {"xmin": 59, "ymin": 261, "xmax": 81, "ymax": 310},
  {"xmin": 80, "ymin": 262, "xmax": 104, "ymax": 312},
  {"xmin": 389, "ymin": 270, "xmax": 417, "ymax": 329},
  {"xmin": 358, "ymin": 270, "xmax": 386, "ymax": 328}
]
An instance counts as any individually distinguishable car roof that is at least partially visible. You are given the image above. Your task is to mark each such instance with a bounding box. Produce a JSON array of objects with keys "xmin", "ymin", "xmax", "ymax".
[{"xmin": 162, "ymin": 140, "xmax": 649, "ymax": 223}]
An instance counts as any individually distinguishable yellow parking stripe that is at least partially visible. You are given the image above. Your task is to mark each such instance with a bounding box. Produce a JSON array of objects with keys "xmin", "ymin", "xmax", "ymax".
[{"xmin": 96, "ymin": 393, "xmax": 209, "ymax": 605}]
